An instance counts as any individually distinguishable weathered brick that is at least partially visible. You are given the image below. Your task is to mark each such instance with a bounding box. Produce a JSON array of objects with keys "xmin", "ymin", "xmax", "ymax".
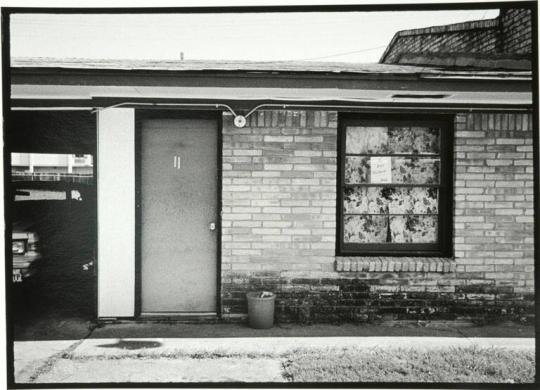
[
  {"xmin": 220, "ymin": 109, "xmax": 533, "ymax": 323},
  {"xmin": 264, "ymin": 164, "xmax": 292, "ymax": 171},
  {"xmin": 264, "ymin": 135, "xmax": 293, "ymax": 143}
]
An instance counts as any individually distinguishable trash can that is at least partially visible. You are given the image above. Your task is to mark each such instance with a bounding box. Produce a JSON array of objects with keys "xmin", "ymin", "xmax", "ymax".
[{"xmin": 246, "ymin": 291, "xmax": 276, "ymax": 329}]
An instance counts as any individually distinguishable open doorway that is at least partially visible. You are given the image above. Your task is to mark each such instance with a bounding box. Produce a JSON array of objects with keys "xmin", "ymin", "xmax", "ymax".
[{"xmin": 7, "ymin": 111, "xmax": 97, "ymax": 340}]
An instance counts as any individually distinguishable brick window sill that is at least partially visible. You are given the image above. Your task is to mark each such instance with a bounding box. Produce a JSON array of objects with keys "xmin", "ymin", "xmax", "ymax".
[{"xmin": 335, "ymin": 257, "xmax": 455, "ymax": 273}]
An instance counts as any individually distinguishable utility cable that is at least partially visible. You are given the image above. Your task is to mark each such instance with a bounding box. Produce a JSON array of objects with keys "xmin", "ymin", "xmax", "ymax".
[{"xmin": 296, "ymin": 45, "xmax": 387, "ymax": 61}]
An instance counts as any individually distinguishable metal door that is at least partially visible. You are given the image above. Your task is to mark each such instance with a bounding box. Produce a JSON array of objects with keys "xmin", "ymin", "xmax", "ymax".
[{"xmin": 140, "ymin": 118, "xmax": 217, "ymax": 314}]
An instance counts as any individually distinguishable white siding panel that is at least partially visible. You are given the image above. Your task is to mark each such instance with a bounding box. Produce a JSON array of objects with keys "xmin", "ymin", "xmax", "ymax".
[{"xmin": 97, "ymin": 108, "xmax": 135, "ymax": 317}]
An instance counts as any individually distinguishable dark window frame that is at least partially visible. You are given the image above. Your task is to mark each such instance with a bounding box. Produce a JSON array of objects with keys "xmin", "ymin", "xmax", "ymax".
[{"xmin": 336, "ymin": 114, "xmax": 453, "ymax": 257}]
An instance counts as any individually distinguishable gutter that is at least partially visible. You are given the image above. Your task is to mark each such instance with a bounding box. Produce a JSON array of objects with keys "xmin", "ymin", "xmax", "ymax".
[
  {"xmin": 12, "ymin": 97, "xmax": 533, "ymax": 116},
  {"xmin": 84, "ymin": 102, "xmax": 533, "ymax": 128}
]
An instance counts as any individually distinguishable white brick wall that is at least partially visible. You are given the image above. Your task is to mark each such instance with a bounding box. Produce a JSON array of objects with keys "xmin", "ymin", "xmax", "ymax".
[
  {"xmin": 221, "ymin": 109, "xmax": 534, "ymax": 320},
  {"xmin": 221, "ymin": 110, "xmax": 338, "ymax": 276}
]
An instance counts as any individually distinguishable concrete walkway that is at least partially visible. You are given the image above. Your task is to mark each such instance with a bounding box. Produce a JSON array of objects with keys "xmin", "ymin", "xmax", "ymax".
[
  {"xmin": 33, "ymin": 357, "xmax": 286, "ymax": 383},
  {"xmin": 14, "ymin": 340, "xmax": 76, "ymax": 383},
  {"xmin": 14, "ymin": 335, "xmax": 535, "ymax": 384}
]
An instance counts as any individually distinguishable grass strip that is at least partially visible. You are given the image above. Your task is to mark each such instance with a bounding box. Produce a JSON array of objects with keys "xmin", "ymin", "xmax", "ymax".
[
  {"xmin": 65, "ymin": 350, "xmax": 277, "ymax": 361},
  {"xmin": 282, "ymin": 345, "xmax": 535, "ymax": 383}
]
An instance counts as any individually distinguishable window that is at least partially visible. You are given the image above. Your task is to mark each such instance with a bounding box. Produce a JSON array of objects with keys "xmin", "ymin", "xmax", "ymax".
[{"xmin": 338, "ymin": 116, "xmax": 452, "ymax": 257}]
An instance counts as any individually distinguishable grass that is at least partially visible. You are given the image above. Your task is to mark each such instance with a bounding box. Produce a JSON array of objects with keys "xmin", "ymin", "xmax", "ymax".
[
  {"xmin": 65, "ymin": 349, "xmax": 276, "ymax": 361},
  {"xmin": 60, "ymin": 343, "xmax": 536, "ymax": 383},
  {"xmin": 282, "ymin": 345, "xmax": 535, "ymax": 383}
]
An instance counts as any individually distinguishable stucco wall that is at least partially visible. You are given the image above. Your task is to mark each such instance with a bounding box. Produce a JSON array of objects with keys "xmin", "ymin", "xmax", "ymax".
[
  {"xmin": 220, "ymin": 110, "xmax": 534, "ymax": 323},
  {"xmin": 97, "ymin": 108, "xmax": 136, "ymax": 318}
]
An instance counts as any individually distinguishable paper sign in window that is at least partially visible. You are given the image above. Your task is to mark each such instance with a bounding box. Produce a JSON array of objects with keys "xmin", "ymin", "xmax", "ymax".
[{"xmin": 370, "ymin": 156, "xmax": 392, "ymax": 183}]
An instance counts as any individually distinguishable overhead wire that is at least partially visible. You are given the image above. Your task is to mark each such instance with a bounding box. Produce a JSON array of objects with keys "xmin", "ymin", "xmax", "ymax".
[{"xmin": 295, "ymin": 45, "xmax": 388, "ymax": 61}]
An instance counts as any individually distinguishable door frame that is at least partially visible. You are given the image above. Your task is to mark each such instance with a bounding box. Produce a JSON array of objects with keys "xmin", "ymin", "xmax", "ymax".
[{"xmin": 134, "ymin": 109, "xmax": 223, "ymax": 318}]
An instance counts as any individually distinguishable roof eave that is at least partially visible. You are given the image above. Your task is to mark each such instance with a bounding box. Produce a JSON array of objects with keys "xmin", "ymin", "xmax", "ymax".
[{"xmin": 10, "ymin": 65, "xmax": 532, "ymax": 82}]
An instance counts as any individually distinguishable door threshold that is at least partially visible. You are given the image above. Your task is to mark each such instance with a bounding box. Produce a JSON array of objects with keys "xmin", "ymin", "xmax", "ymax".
[
  {"xmin": 139, "ymin": 312, "xmax": 218, "ymax": 320},
  {"xmin": 141, "ymin": 311, "xmax": 217, "ymax": 317}
]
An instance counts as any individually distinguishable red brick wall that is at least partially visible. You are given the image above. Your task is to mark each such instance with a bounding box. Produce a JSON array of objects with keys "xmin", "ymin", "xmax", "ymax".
[{"xmin": 220, "ymin": 110, "xmax": 534, "ymax": 323}]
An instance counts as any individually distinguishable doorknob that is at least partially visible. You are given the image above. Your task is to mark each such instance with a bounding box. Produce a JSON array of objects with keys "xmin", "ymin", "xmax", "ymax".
[{"xmin": 209, "ymin": 222, "xmax": 216, "ymax": 231}]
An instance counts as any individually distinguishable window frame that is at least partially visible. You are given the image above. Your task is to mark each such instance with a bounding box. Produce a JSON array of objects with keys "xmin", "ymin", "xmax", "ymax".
[{"xmin": 336, "ymin": 114, "xmax": 453, "ymax": 257}]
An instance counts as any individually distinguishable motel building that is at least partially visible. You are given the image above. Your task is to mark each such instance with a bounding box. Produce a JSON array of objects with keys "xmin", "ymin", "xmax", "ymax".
[{"xmin": 7, "ymin": 8, "xmax": 535, "ymax": 323}]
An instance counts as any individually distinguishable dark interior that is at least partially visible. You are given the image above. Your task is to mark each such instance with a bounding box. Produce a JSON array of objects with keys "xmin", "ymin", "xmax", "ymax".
[{"xmin": 7, "ymin": 111, "xmax": 97, "ymax": 340}]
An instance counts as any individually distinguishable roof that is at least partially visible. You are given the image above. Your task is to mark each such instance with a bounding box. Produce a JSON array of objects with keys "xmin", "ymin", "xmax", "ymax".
[
  {"xmin": 11, "ymin": 57, "xmax": 532, "ymax": 79},
  {"xmin": 10, "ymin": 57, "xmax": 532, "ymax": 109}
]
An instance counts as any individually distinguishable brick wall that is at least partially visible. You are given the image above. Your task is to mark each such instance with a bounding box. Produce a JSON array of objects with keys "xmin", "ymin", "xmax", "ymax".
[
  {"xmin": 381, "ymin": 19, "xmax": 500, "ymax": 64},
  {"xmin": 220, "ymin": 110, "xmax": 337, "ymax": 282},
  {"xmin": 501, "ymin": 8, "xmax": 533, "ymax": 54},
  {"xmin": 221, "ymin": 110, "xmax": 534, "ymax": 324},
  {"xmin": 380, "ymin": 8, "xmax": 532, "ymax": 65},
  {"xmin": 454, "ymin": 112, "xmax": 535, "ymax": 294}
]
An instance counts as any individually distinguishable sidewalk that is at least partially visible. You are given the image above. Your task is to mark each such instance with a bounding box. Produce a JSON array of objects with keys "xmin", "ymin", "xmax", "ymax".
[{"xmin": 13, "ymin": 322, "xmax": 536, "ymax": 384}]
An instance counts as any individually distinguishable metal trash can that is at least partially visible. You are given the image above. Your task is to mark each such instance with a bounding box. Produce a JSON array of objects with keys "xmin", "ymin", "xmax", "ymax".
[{"xmin": 246, "ymin": 291, "xmax": 276, "ymax": 329}]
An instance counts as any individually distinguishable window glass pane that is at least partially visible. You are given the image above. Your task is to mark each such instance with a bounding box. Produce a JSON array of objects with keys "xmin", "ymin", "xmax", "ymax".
[
  {"xmin": 346, "ymin": 157, "xmax": 439, "ymax": 184},
  {"xmin": 388, "ymin": 187, "xmax": 438, "ymax": 214},
  {"xmin": 344, "ymin": 187, "xmax": 386, "ymax": 214},
  {"xmin": 390, "ymin": 215, "xmax": 438, "ymax": 243},
  {"xmin": 344, "ymin": 156, "xmax": 370, "ymax": 184},
  {"xmin": 346, "ymin": 126, "xmax": 440, "ymax": 155},
  {"xmin": 344, "ymin": 215, "xmax": 388, "ymax": 243},
  {"xmin": 344, "ymin": 214, "xmax": 439, "ymax": 243},
  {"xmin": 344, "ymin": 187, "xmax": 438, "ymax": 215},
  {"xmin": 388, "ymin": 127, "xmax": 440, "ymax": 154},
  {"xmin": 391, "ymin": 157, "xmax": 440, "ymax": 184},
  {"xmin": 346, "ymin": 127, "xmax": 388, "ymax": 154}
]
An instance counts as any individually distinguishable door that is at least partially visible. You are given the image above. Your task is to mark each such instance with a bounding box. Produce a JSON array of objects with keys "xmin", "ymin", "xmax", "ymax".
[{"xmin": 140, "ymin": 118, "xmax": 218, "ymax": 314}]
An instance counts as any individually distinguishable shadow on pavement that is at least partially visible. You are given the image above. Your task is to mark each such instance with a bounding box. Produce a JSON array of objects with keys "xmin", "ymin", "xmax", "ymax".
[{"xmin": 97, "ymin": 340, "xmax": 163, "ymax": 350}]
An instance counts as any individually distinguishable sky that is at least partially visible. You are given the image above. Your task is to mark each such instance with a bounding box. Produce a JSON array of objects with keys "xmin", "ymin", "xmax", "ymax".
[{"xmin": 10, "ymin": 8, "xmax": 500, "ymax": 63}]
